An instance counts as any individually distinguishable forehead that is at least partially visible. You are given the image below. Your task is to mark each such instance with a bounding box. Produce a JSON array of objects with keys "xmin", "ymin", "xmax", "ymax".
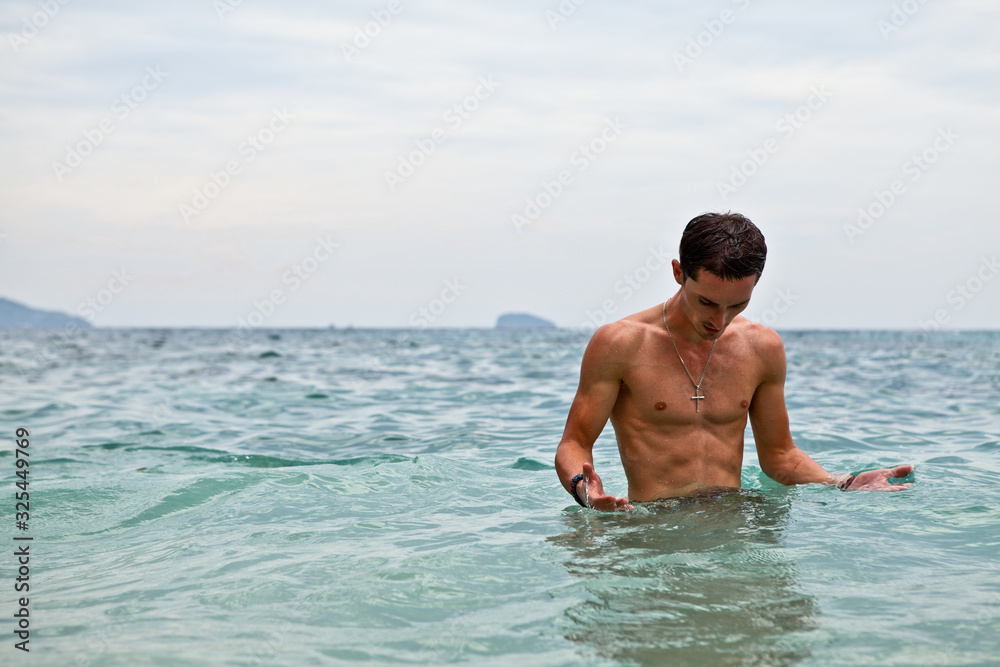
[{"xmin": 687, "ymin": 271, "xmax": 757, "ymax": 304}]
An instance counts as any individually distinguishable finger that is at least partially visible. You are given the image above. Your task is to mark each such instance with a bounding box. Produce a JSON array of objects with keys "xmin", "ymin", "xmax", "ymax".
[
  {"xmin": 873, "ymin": 484, "xmax": 911, "ymax": 492},
  {"xmin": 590, "ymin": 491, "xmax": 614, "ymax": 504},
  {"xmin": 592, "ymin": 495, "xmax": 615, "ymax": 511},
  {"xmin": 856, "ymin": 479, "xmax": 899, "ymax": 490},
  {"xmin": 869, "ymin": 467, "xmax": 914, "ymax": 487},
  {"xmin": 871, "ymin": 469, "xmax": 899, "ymax": 484},
  {"xmin": 870, "ymin": 481, "xmax": 912, "ymax": 491},
  {"xmin": 584, "ymin": 472, "xmax": 605, "ymax": 496}
]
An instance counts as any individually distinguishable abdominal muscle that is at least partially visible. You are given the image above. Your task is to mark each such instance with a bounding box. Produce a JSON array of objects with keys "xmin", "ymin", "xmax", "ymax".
[{"xmin": 610, "ymin": 409, "xmax": 748, "ymax": 501}]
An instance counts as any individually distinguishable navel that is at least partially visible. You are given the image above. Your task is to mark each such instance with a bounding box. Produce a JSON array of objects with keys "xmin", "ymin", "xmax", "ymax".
[{"xmin": 654, "ymin": 401, "xmax": 667, "ymax": 410}]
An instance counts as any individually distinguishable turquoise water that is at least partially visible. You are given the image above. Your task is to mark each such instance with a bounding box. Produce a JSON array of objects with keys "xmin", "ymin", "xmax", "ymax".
[{"xmin": 2, "ymin": 328, "xmax": 999, "ymax": 666}]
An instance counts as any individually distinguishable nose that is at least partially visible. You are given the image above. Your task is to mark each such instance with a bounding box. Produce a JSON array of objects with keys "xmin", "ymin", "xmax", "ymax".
[{"xmin": 707, "ymin": 308, "xmax": 731, "ymax": 331}]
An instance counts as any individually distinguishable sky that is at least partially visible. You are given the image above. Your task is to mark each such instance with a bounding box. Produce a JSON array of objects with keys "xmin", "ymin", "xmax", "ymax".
[{"xmin": 1, "ymin": 0, "xmax": 998, "ymax": 330}]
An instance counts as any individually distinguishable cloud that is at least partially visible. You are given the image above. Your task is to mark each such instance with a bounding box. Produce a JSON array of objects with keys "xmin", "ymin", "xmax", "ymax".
[{"xmin": 1, "ymin": 0, "xmax": 998, "ymax": 328}]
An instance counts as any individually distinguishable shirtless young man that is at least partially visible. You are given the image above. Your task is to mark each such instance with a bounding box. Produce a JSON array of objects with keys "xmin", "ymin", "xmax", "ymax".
[{"xmin": 555, "ymin": 212, "xmax": 914, "ymax": 511}]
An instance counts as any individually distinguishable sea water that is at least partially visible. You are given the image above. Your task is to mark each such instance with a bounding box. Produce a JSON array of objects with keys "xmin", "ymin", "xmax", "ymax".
[{"xmin": 1, "ymin": 328, "xmax": 999, "ymax": 666}]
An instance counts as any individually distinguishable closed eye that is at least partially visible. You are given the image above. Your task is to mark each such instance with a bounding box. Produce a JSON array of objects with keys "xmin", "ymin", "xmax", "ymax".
[{"xmin": 700, "ymin": 298, "xmax": 749, "ymax": 308}]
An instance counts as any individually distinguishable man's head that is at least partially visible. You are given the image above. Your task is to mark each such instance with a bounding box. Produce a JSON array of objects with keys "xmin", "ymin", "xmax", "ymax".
[
  {"xmin": 677, "ymin": 212, "xmax": 767, "ymax": 284},
  {"xmin": 670, "ymin": 212, "xmax": 767, "ymax": 339}
]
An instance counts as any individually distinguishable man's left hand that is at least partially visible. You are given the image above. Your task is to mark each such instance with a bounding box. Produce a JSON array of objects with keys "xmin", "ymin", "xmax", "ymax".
[{"xmin": 843, "ymin": 464, "xmax": 915, "ymax": 491}]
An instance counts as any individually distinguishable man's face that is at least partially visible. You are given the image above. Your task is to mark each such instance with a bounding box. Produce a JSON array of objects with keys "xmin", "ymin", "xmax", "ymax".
[{"xmin": 672, "ymin": 261, "xmax": 757, "ymax": 340}]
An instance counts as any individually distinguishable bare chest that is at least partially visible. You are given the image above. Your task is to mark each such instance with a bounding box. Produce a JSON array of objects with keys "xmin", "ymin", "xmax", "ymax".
[{"xmin": 614, "ymin": 342, "xmax": 760, "ymax": 426}]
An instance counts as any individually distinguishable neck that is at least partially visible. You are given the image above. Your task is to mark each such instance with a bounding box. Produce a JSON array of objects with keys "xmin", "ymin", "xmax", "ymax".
[{"xmin": 664, "ymin": 292, "xmax": 715, "ymax": 347}]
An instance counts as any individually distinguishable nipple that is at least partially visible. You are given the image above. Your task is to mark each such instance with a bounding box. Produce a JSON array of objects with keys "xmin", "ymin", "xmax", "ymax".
[
  {"xmin": 655, "ymin": 402, "xmax": 667, "ymax": 410},
  {"xmin": 740, "ymin": 399, "xmax": 749, "ymax": 408}
]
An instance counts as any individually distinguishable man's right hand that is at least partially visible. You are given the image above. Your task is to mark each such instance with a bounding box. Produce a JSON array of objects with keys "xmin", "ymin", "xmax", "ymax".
[{"xmin": 579, "ymin": 462, "xmax": 632, "ymax": 511}]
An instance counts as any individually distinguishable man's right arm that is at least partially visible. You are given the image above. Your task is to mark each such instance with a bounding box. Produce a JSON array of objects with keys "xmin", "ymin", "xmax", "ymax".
[{"xmin": 554, "ymin": 323, "xmax": 632, "ymax": 511}]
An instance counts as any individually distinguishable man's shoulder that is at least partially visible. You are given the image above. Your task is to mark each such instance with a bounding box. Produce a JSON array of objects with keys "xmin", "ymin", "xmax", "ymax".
[
  {"xmin": 585, "ymin": 311, "xmax": 657, "ymax": 363},
  {"xmin": 730, "ymin": 317, "xmax": 786, "ymax": 376},
  {"xmin": 732, "ymin": 317, "xmax": 784, "ymax": 352},
  {"xmin": 588, "ymin": 318, "xmax": 646, "ymax": 354}
]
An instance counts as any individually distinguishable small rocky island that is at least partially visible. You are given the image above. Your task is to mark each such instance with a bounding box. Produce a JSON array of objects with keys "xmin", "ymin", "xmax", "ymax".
[
  {"xmin": 495, "ymin": 313, "xmax": 556, "ymax": 329},
  {"xmin": 0, "ymin": 297, "xmax": 91, "ymax": 328}
]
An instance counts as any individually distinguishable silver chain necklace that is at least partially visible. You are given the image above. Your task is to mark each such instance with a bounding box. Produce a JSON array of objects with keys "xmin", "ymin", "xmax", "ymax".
[{"xmin": 662, "ymin": 300, "xmax": 718, "ymax": 413}]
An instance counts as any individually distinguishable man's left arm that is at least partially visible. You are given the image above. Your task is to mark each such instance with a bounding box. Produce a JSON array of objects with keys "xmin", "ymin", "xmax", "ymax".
[{"xmin": 748, "ymin": 329, "xmax": 913, "ymax": 491}]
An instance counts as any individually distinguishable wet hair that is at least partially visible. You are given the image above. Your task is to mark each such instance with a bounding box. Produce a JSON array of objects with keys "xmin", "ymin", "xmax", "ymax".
[{"xmin": 678, "ymin": 212, "xmax": 767, "ymax": 283}]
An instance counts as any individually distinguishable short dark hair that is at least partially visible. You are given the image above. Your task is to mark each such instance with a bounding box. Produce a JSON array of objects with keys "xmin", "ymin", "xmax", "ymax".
[{"xmin": 678, "ymin": 212, "xmax": 767, "ymax": 282}]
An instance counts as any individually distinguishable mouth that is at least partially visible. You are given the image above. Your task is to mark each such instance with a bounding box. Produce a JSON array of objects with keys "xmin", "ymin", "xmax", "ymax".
[{"xmin": 703, "ymin": 324, "xmax": 720, "ymax": 335}]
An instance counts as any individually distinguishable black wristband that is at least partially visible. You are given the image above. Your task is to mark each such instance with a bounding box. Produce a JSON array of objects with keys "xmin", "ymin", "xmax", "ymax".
[
  {"xmin": 570, "ymin": 473, "xmax": 586, "ymax": 507},
  {"xmin": 838, "ymin": 474, "xmax": 856, "ymax": 491}
]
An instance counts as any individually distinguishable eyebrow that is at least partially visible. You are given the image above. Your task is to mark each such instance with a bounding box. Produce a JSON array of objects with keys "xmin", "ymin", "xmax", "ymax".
[{"xmin": 698, "ymin": 296, "xmax": 750, "ymax": 308}]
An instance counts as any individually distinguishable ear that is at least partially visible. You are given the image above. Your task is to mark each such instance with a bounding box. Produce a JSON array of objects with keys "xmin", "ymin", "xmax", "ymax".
[{"xmin": 671, "ymin": 259, "xmax": 685, "ymax": 286}]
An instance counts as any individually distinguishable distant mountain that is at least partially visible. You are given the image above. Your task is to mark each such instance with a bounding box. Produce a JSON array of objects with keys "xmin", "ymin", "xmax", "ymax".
[
  {"xmin": 0, "ymin": 297, "xmax": 91, "ymax": 328},
  {"xmin": 495, "ymin": 313, "xmax": 556, "ymax": 329}
]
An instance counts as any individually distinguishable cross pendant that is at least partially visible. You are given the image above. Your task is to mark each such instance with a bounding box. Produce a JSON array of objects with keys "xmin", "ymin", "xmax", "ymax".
[{"xmin": 691, "ymin": 389, "xmax": 705, "ymax": 413}]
